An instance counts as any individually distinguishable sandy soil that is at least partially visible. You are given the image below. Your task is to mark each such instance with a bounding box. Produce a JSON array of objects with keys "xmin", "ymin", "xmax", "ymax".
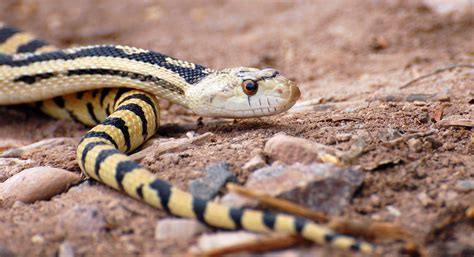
[{"xmin": 0, "ymin": 0, "xmax": 473, "ymax": 256}]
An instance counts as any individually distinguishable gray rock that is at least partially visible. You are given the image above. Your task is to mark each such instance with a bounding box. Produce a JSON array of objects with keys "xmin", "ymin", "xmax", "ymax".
[
  {"xmin": 406, "ymin": 94, "xmax": 435, "ymax": 102},
  {"xmin": 188, "ymin": 162, "xmax": 236, "ymax": 200},
  {"xmin": 0, "ymin": 246, "xmax": 16, "ymax": 257},
  {"xmin": 245, "ymin": 163, "xmax": 364, "ymax": 215},
  {"xmin": 57, "ymin": 205, "xmax": 106, "ymax": 236},
  {"xmin": 58, "ymin": 241, "xmax": 75, "ymax": 257},
  {"xmin": 155, "ymin": 218, "xmax": 209, "ymax": 241}
]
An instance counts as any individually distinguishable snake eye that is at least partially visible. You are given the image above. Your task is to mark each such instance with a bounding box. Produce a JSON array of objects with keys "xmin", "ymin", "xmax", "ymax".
[{"xmin": 242, "ymin": 80, "xmax": 258, "ymax": 96}]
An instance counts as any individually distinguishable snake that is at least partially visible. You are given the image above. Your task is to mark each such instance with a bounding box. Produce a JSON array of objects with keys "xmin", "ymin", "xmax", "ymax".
[{"xmin": 0, "ymin": 24, "xmax": 375, "ymax": 254}]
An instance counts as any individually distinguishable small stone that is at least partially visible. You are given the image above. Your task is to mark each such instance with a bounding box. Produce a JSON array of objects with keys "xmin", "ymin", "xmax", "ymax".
[
  {"xmin": 417, "ymin": 192, "xmax": 434, "ymax": 207},
  {"xmin": 264, "ymin": 134, "xmax": 338, "ymax": 164},
  {"xmin": 188, "ymin": 162, "xmax": 236, "ymax": 200},
  {"xmin": 31, "ymin": 234, "xmax": 45, "ymax": 244},
  {"xmin": 243, "ymin": 163, "xmax": 364, "ymax": 215},
  {"xmin": 413, "ymin": 100, "xmax": 427, "ymax": 106},
  {"xmin": 0, "ymin": 167, "xmax": 81, "ymax": 205},
  {"xmin": 370, "ymin": 195, "xmax": 381, "ymax": 207},
  {"xmin": 386, "ymin": 205, "xmax": 401, "ymax": 216},
  {"xmin": 155, "ymin": 218, "xmax": 209, "ymax": 241},
  {"xmin": 195, "ymin": 231, "xmax": 261, "ymax": 252},
  {"xmin": 371, "ymin": 35, "xmax": 390, "ymax": 50},
  {"xmin": 229, "ymin": 143, "xmax": 243, "ymax": 150},
  {"xmin": 407, "ymin": 138, "xmax": 423, "ymax": 152},
  {"xmin": 0, "ymin": 246, "xmax": 16, "ymax": 257},
  {"xmin": 325, "ymin": 136, "xmax": 336, "ymax": 145},
  {"xmin": 58, "ymin": 241, "xmax": 75, "ymax": 257},
  {"xmin": 335, "ymin": 133, "xmax": 352, "ymax": 142},
  {"xmin": 242, "ymin": 154, "xmax": 267, "ymax": 171},
  {"xmin": 406, "ymin": 94, "xmax": 435, "ymax": 102},
  {"xmin": 455, "ymin": 180, "xmax": 474, "ymax": 192},
  {"xmin": 185, "ymin": 131, "xmax": 198, "ymax": 139},
  {"xmin": 57, "ymin": 205, "xmax": 106, "ymax": 236},
  {"xmin": 418, "ymin": 112, "xmax": 430, "ymax": 123}
]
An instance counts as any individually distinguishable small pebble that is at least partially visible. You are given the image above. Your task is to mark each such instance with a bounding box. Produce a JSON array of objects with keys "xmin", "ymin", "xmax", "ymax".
[
  {"xmin": 386, "ymin": 205, "xmax": 401, "ymax": 216},
  {"xmin": 264, "ymin": 134, "xmax": 337, "ymax": 164},
  {"xmin": 325, "ymin": 136, "xmax": 336, "ymax": 145},
  {"xmin": 417, "ymin": 192, "xmax": 434, "ymax": 207},
  {"xmin": 155, "ymin": 218, "xmax": 209, "ymax": 241},
  {"xmin": 0, "ymin": 167, "xmax": 81, "ymax": 205},
  {"xmin": 370, "ymin": 194, "xmax": 381, "ymax": 207},
  {"xmin": 335, "ymin": 133, "xmax": 352, "ymax": 142},
  {"xmin": 31, "ymin": 234, "xmax": 45, "ymax": 244},
  {"xmin": 58, "ymin": 241, "xmax": 75, "ymax": 257},
  {"xmin": 185, "ymin": 131, "xmax": 198, "ymax": 139},
  {"xmin": 407, "ymin": 138, "xmax": 423, "ymax": 152},
  {"xmin": 242, "ymin": 154, "xmax": 267, "ymax": 171},
  {"xmin": 229, "ymin": 143, "xmax": 243, "ymax": 150},
  {"xmin": 455, "ymin": 179, "xmax": 474, "ymax": 192}
]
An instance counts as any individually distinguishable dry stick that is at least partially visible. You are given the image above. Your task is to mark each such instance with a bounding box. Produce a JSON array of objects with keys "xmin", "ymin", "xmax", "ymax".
[
  {"xmin": 399, "ymin": 64, "xmax": 474, "ymax": 89},
  {"xmin": 227, "ymin": 183, "xmax": 328, "ymax": 223},
  {"xmin": 227, "ymin": 183, "xmax": 425, "ymax": 253}
]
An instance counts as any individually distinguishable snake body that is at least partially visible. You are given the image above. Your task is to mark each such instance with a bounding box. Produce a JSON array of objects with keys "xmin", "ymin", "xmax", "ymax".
[{"xmin": 0, "ymin": 25, "xmax": 375, "ymax": 254}]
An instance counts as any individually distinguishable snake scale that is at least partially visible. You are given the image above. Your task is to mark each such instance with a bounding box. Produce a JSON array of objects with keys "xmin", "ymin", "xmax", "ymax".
[{"xmin": 0, "ymin": 24, "xmax": 375, "ymax": 254}]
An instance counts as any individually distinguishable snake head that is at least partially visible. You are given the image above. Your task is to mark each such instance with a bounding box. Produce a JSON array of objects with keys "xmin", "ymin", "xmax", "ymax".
[{"xmin": 186, "ymin": 67, "xmax": 300, "ymax": 118}]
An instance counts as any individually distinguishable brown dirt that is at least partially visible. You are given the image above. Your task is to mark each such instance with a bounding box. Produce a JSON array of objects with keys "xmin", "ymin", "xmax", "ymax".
[{"xmin": 0, "ymin": 0, "xmax": 473, "ymax": 256}]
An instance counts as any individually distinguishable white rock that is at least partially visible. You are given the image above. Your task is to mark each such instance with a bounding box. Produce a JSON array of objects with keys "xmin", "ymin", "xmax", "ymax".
[
  {"xmin": 0, "ymin": 167, "xmax": 81, "ymax": 205},
  {"xmin": 386, "ymin": 205, "xmax": 401, "ymax": 217},
  {"xmin": 155, "ymin": 218, "xmax": 209, "ymax": 241},
  {"xmin": 31, "ymin": 234, "xmax": 45, "ymax": 244},
  {"xmin": 196, "ymin": 231, "xmax": 260, "ymax": 252}
]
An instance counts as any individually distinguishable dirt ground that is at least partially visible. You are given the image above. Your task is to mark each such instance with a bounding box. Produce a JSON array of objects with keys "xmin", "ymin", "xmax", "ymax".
[{"xmin": 0, "ymin": 0, "xmax": 473, "ymax": 256}]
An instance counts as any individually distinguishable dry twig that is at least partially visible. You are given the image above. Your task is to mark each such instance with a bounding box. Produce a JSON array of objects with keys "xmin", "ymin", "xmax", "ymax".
[
  {"xmin": 400, "ymin": 64, "xmax": 474, "ymax": 89},
  {"xmin": 226, "ymin": 183, "xmax": 328, "ymax": 222}
]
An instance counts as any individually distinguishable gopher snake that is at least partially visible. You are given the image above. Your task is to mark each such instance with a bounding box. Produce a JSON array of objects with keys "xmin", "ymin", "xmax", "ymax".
[{"xmin": 0, "ymin": 25, "xmax": 375, "ymax": 254}]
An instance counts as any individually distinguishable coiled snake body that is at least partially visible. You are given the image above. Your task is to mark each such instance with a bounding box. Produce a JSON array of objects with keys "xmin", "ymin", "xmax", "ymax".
[{"xmin": 0, "ymin": 25, "xmax": 374, "ymax": 254}]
